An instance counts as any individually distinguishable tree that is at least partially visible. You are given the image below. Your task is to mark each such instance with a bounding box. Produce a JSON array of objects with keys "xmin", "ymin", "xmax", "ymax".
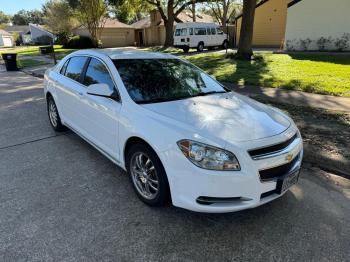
[
  {"xmin": 204, "ymin": 0, "xmax": 242, "ymax": 26},
  {"xmin": 0, "ymin": 11, "xmax": 11, "ymax": 25},
  {"xmin": 12, "ymin": 9, "xmax": 44, "ymax": 25},
  {"xmin": 146, "ymin": 0, "xmax": 210, "ymax": 47},
  {"xmin": 110, "ymin": 0, "xmax": 151, "ymax": 23},
  {"xmin": 235, "ymin": 0, "xmax": 256, "ymax": 60},
  {"xmin": 66, "ymin": 0, "xmax": 108, "ymax": 46},
  {"xmin": 43, "ymin": 0, "xmax": 79, "ymax": 44}
]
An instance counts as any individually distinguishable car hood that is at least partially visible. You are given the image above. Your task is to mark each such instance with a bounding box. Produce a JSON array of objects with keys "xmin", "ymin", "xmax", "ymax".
[{"xmin": 141, "ymin": 92, "xmax": 291, "ymax": 143}]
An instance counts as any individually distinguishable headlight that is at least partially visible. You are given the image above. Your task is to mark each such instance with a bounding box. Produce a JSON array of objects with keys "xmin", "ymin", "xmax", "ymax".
[{"xmin": 177, "ymin": 140, "xmax": 240, "ymax": 171}]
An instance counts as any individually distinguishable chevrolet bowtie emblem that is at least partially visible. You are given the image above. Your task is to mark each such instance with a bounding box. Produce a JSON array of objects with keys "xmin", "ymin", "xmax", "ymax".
[{"xmin": 285, "ymin": 153, "xmax": 294, "ymax": 162}]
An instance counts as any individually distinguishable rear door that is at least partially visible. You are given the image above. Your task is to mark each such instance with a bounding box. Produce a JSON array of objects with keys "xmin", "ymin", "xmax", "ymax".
[{"xmin": 56, "ymin": 56, "xmax": 89, "ymax": 131}]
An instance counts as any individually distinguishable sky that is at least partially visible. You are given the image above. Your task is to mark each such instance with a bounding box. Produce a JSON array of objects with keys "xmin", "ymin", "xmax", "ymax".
[{"xmin": 0, "ymin": 0, "xmax": 46, "ymax": 15}]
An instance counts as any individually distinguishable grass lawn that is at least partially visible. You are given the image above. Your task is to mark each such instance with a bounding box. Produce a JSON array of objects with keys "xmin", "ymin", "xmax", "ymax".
[
  {"xmin": 17, "ymin": 59, "xmax": 49, "ymax": 68},
  {"xmin": 0, "ymin": 45, "xmax": 76, "ymax": 57},
  {"xmin": 185, "ymin": 52, "xmax": 350, "ymax": 97}
]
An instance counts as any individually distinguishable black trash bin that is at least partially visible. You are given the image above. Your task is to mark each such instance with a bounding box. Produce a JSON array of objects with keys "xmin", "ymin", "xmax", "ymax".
[
  {"xmin": 39, "ymin": 46, "xmax": 54, "ymax": 54},
  {"xmin": 1, "ymin": 53, "xmax": 18, "ymax": 71}
]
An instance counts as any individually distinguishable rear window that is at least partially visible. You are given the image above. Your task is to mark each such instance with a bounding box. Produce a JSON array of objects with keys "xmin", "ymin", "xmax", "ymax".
[
  {"xmin": 175, "ymin": 28, "xmax": 187, "ymax": 36},
  {"xmin": 64, "ymin": 56, "xmax": 88, "ymax": 83},
  {"xmin": 194, "ymin": 28, "xmax": 206, "ymax": 35}
]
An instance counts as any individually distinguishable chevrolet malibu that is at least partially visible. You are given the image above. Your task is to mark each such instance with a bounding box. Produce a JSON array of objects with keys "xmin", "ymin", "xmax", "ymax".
[{"xmin": 44, "ymin": 49, "xmax": 303, "ymax": 213}]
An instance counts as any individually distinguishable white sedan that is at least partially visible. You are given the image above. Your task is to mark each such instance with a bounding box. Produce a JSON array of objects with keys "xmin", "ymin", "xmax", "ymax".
[{"xmin": 44, "ymin": 49, "xmax": 303, "ymax": 213}]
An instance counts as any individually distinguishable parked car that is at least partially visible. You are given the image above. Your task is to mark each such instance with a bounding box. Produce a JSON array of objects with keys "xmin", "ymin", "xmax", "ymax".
[
  {"xmin": 173, "ymin": 22, "xmax": 228, "ymax": 52},
  {"xmin": 44, "ymin": 50, "xmax": 303, "ymax": 213}
]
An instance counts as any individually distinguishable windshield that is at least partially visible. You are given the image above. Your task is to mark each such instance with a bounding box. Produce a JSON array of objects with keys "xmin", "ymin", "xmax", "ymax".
[{"xmin": 113, "ymin": 59, "xmax": 227, "ymax": 104}]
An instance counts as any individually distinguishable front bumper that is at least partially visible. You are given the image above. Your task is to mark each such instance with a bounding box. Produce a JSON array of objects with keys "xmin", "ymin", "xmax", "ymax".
[{"xmin": 158, "ymin": 130, "xmax": 303, "ymax": 213}]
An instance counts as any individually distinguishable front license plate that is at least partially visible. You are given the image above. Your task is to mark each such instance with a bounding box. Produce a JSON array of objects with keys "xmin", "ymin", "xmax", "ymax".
[{"xmin": 277, "ymin": 170, "xmax": 300, "ymax": 194}]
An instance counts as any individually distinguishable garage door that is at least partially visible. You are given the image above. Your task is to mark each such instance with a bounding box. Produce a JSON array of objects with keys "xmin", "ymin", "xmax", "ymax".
[
  {"xmin": 101, "ymin": 32, "xmax": 126, "ymax": 47},
  {"xmin": 3, "ymin": 36, "xmax": 13, "ymax": 47}
]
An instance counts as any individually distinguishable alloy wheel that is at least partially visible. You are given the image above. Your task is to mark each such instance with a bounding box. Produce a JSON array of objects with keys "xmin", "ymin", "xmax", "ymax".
[
  {"xmin": 130, "ymin": 152, "xmax": 159, "ymax": 200},
  {"xmin": 48, "ymin": 100, "xmax": 58, "ymax": 128}
]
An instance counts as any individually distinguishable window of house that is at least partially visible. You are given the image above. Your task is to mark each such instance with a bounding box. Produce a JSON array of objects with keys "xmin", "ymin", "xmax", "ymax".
[{"xmin": 64, "ymin": 56, "xmax": 88, "ymax": 83}]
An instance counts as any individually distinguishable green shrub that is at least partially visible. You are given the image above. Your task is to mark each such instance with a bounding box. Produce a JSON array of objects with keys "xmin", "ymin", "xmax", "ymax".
[{"xmin": 64, "ymin": 35, "xmax": 95, "ymax": 49}]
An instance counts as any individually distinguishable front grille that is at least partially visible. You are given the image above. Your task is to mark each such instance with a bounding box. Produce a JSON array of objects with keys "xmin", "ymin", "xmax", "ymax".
[
  {"xmin": 259, "ymin": 153, "xmax": 300, "ymax": 181},
  {"xmin": 249, "ymin": 134, "xmax": 297, "ymax": 159}
]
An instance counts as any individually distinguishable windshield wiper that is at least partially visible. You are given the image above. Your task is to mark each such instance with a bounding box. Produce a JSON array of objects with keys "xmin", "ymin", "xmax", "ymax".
[{"xmin": 194, "ymin": 90, "xmax": 227, "ymax": 97}]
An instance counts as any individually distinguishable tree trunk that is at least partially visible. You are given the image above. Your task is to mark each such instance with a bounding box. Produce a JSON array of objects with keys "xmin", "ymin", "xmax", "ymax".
[
  {"xmin": 192, "ymin": 2, "xmax": 196, "ymax": 22},
  {"xmin": 164, "ymin": 2, "xmax": 174, "ymax": 47},
  {"xmin": 236, "ymin": 0, "xmax": 256, "ymax": 60}
]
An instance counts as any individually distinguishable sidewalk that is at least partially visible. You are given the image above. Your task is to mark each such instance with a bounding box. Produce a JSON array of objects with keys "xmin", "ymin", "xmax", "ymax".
[{"xmin": 224, "ymin": 83, "xmax": 350, "ymax": 113}]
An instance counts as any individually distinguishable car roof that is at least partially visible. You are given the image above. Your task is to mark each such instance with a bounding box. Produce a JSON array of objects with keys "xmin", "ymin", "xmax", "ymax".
[{"xmin": 70, "ymin": 49, "xmax": 177, "ymax": 60}]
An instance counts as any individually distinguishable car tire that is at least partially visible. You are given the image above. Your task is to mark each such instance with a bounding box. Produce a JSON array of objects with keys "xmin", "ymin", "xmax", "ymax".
[
  {"xmin": 222, "ymin": 40, "xmax": 228, "ymax": 49},
  {"xmin": 126, "ymin": 143, "xmax": 170, "ymax": 207},
  {"xmin": 47, "ymin": 96, "xmax": 66, "ymax": 132},
  {"xmin": 197, "ymin": 42, "xmax": 204, "ymax": 52}
]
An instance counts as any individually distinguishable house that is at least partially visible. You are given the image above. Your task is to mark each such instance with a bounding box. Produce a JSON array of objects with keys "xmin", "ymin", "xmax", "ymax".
[
  {"xmin": 0, "ymin": 29, "xmax": 13, "ymax": 47},
  {"xmin": 284, "ymin": 0, "xmax": 350, "ymax": 51},
  {"xmin": 74, "ymin": 18, "xmax": 135, "ymax": 48},
  {"xmin": 3, "ymin": 25, "xmax": 31, "ymax": 44},
  {"xmin": 29, "ymin": 24, "xmax": 55, "ymax": 44},
  {"xmin": 235, "ymin": 0, "xmax": 293, "ymax": 47},
  {"xmin": 4, "ymin": 24, "xmax": 54, "ymax": 45},
  {"xmin": 132, "ymin": 10, "xmax": 214, "ymax": 46}
]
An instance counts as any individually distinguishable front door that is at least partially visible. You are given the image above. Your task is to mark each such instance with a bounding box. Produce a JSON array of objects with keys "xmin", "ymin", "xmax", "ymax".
[
  {"xmin": 79, "ymin": 57, "xmax": 121, "ymax": 161},
  {"xmin": 138, "ymin": 31, "xmax": 144, "ymax": 46}
]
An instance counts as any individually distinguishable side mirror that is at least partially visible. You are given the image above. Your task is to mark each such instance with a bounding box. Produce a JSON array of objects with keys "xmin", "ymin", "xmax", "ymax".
[{"xmin": 87, "ymin": 83, "xmax": 118, "ymax": 100}]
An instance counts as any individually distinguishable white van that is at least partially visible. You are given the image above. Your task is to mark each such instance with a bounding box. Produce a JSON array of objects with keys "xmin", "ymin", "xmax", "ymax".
[{"xmin": 173, "ymin": 22, "xmax": 228, "ymax": 53}]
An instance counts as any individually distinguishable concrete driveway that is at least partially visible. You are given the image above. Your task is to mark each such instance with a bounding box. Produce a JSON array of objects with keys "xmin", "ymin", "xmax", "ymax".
[{"xmin": 0, "ymin": 71, "xmax": 349, "ymax": 261}]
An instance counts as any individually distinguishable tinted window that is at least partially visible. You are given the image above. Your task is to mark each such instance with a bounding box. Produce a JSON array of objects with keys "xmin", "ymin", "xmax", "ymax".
[
  {"xmin": 207, "ymin": 28, "xmax": 211, "ymax": 35},
  {"xmin": 194, "ymin": 28, "xmax": 206, "ymax": 35},
  {"xmin": 65, "ymin": 56, "xmax": 88, "ymax": 82},
  {"xmin": 83, "ymin": 58, "xmax": 115, "ymax": 91},
  {"xmin": 189, "ymin": 28, "xmax": 193, "ymax": 35},
  {"xmin": 175, "ymin": 28, "xmax": 187, "ymax": 36},
  {"xmin": 60, "ymin": 59, "xmax": 69, "ymax": 75},
  {"xmin": 114, "ymin": 59, "xmax": 226, "ymax": 104},
  {"xmin": 211, "ymin": 28, "xmax": 216, "ymax": 35}
]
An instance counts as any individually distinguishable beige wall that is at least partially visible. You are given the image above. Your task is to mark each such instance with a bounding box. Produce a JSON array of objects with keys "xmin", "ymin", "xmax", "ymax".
[
  {"xmin": 285, "ymin": 0, "xmax": 350, "ymax": 51},
  {"xmin": 236, "ymin": 0, "xmax": 288, "ymax": 47},
  {"xmin": 74, "ymin": 28, "xmax": 135, "ymax": 48}
]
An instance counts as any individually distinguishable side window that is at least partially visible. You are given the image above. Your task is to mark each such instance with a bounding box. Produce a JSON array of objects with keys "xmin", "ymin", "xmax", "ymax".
[
  {"xmin": 83, "ymin": 58, "xmax": 115, "ymax": 91},
  {"xmin": 189, "ymin": 28, "xmax": 193, "ymax": 35},
  {"xmin": 211, "ymin": 28, "xmax": 216, "ymax": 35},
  {"xmin": 207, "ymin": 28, "xmax": 211, "ymax": 35},
  {"xmin": 195, "ymin": 28, "xmax": 206, "ymax": 35},
  {"xmin": 217, "ymin": 28, "xmax": 224, "ymax": 35},
  {"xmin": 65, "ymin": 56, "xmax": 88, "ymax": 82},
  {"xmin": 60, "ymin": 59, "xmax": 70, "ymax": 75}
]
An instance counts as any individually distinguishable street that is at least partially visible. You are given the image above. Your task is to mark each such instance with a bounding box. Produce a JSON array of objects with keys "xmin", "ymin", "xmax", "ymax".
[{"xmin": 0, "ymin": 71, "xmax": 349, "ymax": 261}]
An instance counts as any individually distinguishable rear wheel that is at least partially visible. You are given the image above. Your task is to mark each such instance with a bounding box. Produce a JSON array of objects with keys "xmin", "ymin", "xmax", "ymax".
[
  {"xmin": 183, "ymin": 46, "xmax": 189, "ymax": 53},
  {"xmin": 126, "ymin": 143, "xmax": 170, "ymax": 206},
  {"xmin": 47, "ymin": 96, "xmax": 66, "ymax": 132},
  {"xmin": 197, "ymin": 42, "xmax": 204, "ymax": 52}
]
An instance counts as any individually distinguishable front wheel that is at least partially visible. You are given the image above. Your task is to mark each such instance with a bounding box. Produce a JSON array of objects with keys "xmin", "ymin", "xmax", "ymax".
[
  {"xmin": 126, "ymin": 143, "xmax": 170, "ymax": 207},
  {"xmin": 222, "ymin": 40, "xmax": 228, "ymax": 49}
]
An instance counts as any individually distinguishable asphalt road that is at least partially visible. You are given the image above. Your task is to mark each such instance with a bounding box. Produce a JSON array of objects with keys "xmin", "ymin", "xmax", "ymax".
[{"xmin": 0, "ymin": 71, "xmax": 349, "ymax": 262}]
